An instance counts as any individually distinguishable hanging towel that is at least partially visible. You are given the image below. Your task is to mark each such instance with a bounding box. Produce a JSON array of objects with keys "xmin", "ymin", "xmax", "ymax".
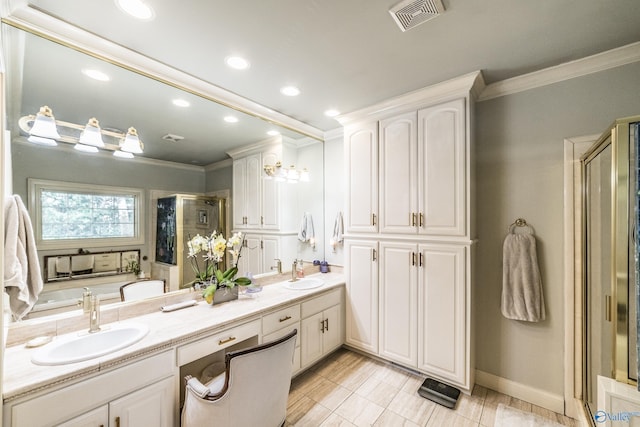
[
  {"xmin": 330, "ymin": 211, "xmax": 344, "ymax": 251},
  {"xmin": 298, "ymin": 212, "xmax": 315, "ymax": 243},
  {"xmin": 501, "ymin": 229, "xmax": 545, "ymax": 322},
  {"xmin": 3, "ymin": 195, "xmax": 44, "ymax": 320}
]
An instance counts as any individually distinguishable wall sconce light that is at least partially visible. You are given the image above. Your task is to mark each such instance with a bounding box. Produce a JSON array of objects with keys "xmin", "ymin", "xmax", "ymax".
[
  {"xmin": 19, "ymin": 106, "xmax": 145, "ymax": 159},
  {"xmin": 263, "ymin": 161, "xmax": 310, "ymax": 183}
]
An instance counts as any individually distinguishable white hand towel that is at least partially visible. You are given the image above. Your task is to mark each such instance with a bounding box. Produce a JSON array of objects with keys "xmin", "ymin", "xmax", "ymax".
[
  {"xmin": 501, "ymin": 230, "xmax": 545, "ymax": 322},
  {"xmin": 3, "ymin": 195, "xmax": 44, "ymax": 320},
  {"xmin": 298, "ymin": 212, "xmax": 315, "ymax": 243},
  {"xmin": 331, "ymin": 212, "xmax": 344, "ymax": 244}
]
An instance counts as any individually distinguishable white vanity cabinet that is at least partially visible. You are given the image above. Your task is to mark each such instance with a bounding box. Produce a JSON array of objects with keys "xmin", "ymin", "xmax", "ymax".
[
  {"xmin": 233, "ymin": 154, "xmax": 262, "ymax": 229},
  {"xmin": 347, "ymin": 98, "xmax": 468, "ymax": 238},
  {"xmin": 340, "ymin": 72, "xmax": 480, "ymax": 393},
  {"xmin": 6, "ymin": 351, "xmax": 175, "ymax": 427},
  {"xmin": 378, "ymin": 242, "xmax": 470, "ymax": 388},
  {"xmin": 236, "ymin": 233, "xmax": 296, "ymax": 276},
  {"xmin": 344, "ymin": 122, "xmax": 378, "ymax": 234},
  {"xmin": 262, "ymin": 303, "xmax": 302, "ymax": 374},
  {"xmin": 300, "ymin": 289, "xmax": 343, "ymax": 368},
  {"xmin": 229, "ymin": 137, "xmax": 297, "ymax": 233},
  {"xmin": 344, "ymin": 239, "xmax": 379, "ymax": 354}
]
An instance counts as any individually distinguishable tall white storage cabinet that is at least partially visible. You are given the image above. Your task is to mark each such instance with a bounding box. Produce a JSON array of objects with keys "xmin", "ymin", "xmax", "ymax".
[
  {"xmin": 339, "ymin": 71, "xmax": 483, "ymax": 393},
  {"xmin": 228, "ymin": 137, "xmax": 298, "ymax": 275}
]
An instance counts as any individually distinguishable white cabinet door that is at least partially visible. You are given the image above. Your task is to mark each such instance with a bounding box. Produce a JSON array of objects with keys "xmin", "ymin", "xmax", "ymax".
[
  {"xmin": 418, "ymin": 98, "xmax": 467, "ymax": 237},
  {"xmin": 261, "ymin": 235, "xmax": 280, "ymax": 273},
  {"xmin": 417, "ymin": 244, "xmax": 467, "ymax": 386},
  {"xmin": 245, "ymin": 154, "xmax": 262, "ymax": 229},
  {"xmin": 300, "ymin": 311, "xmax": 324, "ymax": 367},
  {"xmin": 240, "ymin": 234, "xmax": 262, "ymax": 275},
  {"xmin": 57, "ymin": 406, "xmax": 108, "ymax": 427},
  {"xmin": 344, "ymin": 240, "xmax": 379, "ymax": 353},
  {"xmin": 261, "ymin": 151, "xmax": 280, "ymax": 229},
  {"xmin": 345, "ymin": 122, "xmax": 378, "ymax": 233},
  {"xmin": 109, "ymin": 377, "xmax": 174, "ymax": 427},
  {"xmin": 379, "ymin": 242, "xmax": 418, "ymax": 367},
  {"xmin": 379, "ymin": 112, "xmax": 418, "ymax": 234},
  {"xmin": 323, "ymin": 304, "xmax": 342, "ymax": 353},
  {"xmin": 232, "ymin": 158, "xmax": 247, "ymax": 229}
]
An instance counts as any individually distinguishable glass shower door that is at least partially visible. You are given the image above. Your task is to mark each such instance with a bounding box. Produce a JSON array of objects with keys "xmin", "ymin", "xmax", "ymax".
[{"xmin": 584, "ymin": 141, "xmax": 613, "ymax": 416}]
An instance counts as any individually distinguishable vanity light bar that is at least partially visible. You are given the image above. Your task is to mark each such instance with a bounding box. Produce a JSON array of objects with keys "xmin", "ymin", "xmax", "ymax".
[{"xmin": 18, "ymin": 106, "xmax": 144, "ymax": 158}]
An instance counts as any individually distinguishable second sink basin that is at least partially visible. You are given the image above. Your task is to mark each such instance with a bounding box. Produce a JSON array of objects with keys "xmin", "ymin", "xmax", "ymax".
[
  {"xmin": 31, "ymin": 322, "xmax": 149, "ymax": 366},
  {"xmin": 283, "ymin": 277, "xmax": 324, "ymax": 290}
]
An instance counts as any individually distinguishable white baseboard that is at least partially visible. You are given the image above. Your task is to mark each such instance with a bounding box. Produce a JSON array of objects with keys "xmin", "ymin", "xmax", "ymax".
[{"xmin": 475, "ymin": 369, "xmax": 565, "ymax": 414}]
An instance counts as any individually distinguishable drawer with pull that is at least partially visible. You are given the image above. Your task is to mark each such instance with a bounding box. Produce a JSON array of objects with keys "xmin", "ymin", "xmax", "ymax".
[
  {"xmin": 176, "ymin": 319, "xmax": 261, "ymax": 366},
  {"xmin": 262, "ymin": 303, "xmax": 301, "ymax": 335}
]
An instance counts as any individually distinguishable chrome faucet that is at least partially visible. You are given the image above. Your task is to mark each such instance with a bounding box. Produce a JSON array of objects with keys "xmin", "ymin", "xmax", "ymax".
[
  {"xmin": 271, "ymin": 258, "xmax": 282, "ymax": 274},
  {"xmin": 290, "ymin": 260, "xmax": 298, "ymax": 282},
  {"xmin": 77, "ymin": 287, "xmax": 92, "ymax": 313},
  {"xmin": 88, "ymin": 295, "xmax": 101, "ymax": 333}
]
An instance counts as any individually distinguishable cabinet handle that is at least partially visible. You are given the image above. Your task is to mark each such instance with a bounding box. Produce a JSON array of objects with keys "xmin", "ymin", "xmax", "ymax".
[
  {"xmin": 324, "ymin": 318, "xmax": 329, "ymax": 332},
  {"xmin": 372, "ymin": 248, "xmax": 377, "ymax": 262},
  {"xmin": 261, "ymin": 216, "xmax": 264, "ymax": 225},
  {"xmin": 260, "ymin": 240, "xmax": 264, "ymax": 249},
  {"xmin": 279, "ymin": 315, "xmax": 292, "ymax": 322},
  {"xmin": 411, "ymin": 213, "xmax": 417, "ymax": 226},
  {"xmin": 372, "ymin": 213, "xmax": 377, "ymax": 226},
  {"xmin": 411, "ymin": 252, "xmax": 416, "ymax": 266},
  {"xmin": 605, "ymin": 295, "xmax": 612, "ymax": 322},
  {"xmin": 419, "ymin": 213, "xmax": 424, "ymax": 227},
  {"xmin": 419, "ymin": 252, "xmax": 423, "ymax": 267},
  {"xmin": 115, "ymin": 417, "xmax": 120, "ymax": 427},
  {"xmin": 219, "ymin": 336, "xmax": 236, "ymax": 345},
  {"xmin": 320, "ymin": 319, "xmax": 326, "ymax": 333}
]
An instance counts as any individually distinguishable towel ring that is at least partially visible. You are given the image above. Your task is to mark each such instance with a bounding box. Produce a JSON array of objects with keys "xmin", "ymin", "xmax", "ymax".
[{"xmin": 508, "ymin": 218, "xmax": 534, "ymax": 234}]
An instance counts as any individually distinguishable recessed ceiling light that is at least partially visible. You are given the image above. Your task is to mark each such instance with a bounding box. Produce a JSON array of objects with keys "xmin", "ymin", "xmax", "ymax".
[
  {"xmin": 115, "ymin": 0, "xmax": 155, "ymax": 20},
  {"xmin": 324, "ymin": 109, "xmax": 340, "ymax": 118},
  {"xmin": 225, "ymin": 56, "xmax": 250, "ymax": 70},
  {"xmin": 280, "ymin": 86, "xmax": 300, "ymax": 97},
  {"xmin": 224, "ymin": 116, "xmax": 239, "ymax": 123},
  {"xmin": 267, "ymin": 130, "xmax": 280, "ymax": 136},
  {"xmin": 82, "ymin": 69, "xmax": 110, "ymax": 82},
  {"xmin": 172, "ymin": 99, "xmax": 190, "ymax": 107}
]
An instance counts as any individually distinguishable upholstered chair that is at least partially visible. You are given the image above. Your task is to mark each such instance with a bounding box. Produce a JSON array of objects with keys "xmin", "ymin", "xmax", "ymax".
[
  {"xmin": 119, "ymin": 279, "xmax": 166, "ymax": 302},
  {"xmin": 181, "ymin": 329, "xmax": 297, "ymax": 427}
]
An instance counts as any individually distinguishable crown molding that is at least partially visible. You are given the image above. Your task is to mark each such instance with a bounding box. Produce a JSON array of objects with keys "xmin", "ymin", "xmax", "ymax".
[
  {"xmin": 336, "ymin": 70, "xmax": 484, "ymax": 126},
  {"xmin": 204, "ymin": 158, "xmax": 233, "ymax": 171},
  {"xmin": 479, "ymin": 41, "xmax": 640, "ymax": 101}
]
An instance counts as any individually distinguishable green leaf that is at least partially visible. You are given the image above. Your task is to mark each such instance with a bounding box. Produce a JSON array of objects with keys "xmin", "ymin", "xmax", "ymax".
[{"xmin": 234, "ymin": 277, "xmax": 252, "ymax": 286}]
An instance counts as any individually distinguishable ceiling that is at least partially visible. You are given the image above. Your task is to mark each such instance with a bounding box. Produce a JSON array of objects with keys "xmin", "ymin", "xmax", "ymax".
[{"xmin": 5, "ymin": 0, "xmax": 640, "ymax": 164}]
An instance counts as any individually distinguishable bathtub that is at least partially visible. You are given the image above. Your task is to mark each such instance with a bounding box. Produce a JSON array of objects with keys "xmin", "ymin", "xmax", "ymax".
[{"xmin": 28, "ymin": 282, "xmax": 126, "ymax": 318}]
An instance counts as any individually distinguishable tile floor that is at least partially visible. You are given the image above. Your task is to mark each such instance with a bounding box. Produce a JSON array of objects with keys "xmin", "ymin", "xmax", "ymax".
[{"xmin": 286, "ymin": 348, "xmax": 577, "ymax": 426}]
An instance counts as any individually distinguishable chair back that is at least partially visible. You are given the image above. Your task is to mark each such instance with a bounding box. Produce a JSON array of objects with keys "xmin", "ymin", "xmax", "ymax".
[
  {"xmin": 182, "ymin": 329, "xmax": 297, "ymax": 427},
  {"xmin": 119, "ymin": 279, "xmax": 166, "ymax": 301}
]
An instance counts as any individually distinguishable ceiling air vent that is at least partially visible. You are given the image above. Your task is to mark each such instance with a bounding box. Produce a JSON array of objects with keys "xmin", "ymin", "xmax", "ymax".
[
  {"xmin": 389, "ymin": 0, "xmax": 445, "ymax": 32},
  {"xmin": 162, "ymin": 134, "xmax": 184, "ymax": 143}
]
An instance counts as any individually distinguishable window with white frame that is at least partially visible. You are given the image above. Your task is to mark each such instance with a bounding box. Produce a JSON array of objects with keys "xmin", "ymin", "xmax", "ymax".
[{"xmin": 29, "ymin": 179, "xmax": 145, "ymax": 249}]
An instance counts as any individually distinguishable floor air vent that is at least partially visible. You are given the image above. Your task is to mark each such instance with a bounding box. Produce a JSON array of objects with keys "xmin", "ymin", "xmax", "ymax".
[
  {"xmin": 417, "ymin": 377, "xmax": 460, "ymax": 409},
  {"xmin": 389, "ymin": 0, "xmax": 445, "ymax": 32}
]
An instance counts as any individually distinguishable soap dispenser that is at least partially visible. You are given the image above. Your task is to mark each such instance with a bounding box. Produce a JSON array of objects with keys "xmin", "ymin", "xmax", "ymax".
[{"xmin": 296, "ymin": 260, "xmax": 305, "ymax": 278}]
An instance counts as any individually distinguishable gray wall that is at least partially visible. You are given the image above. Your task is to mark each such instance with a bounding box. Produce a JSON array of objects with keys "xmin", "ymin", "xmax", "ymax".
[
  {"xmin": 205, "ymin": 164, "xmax": 232, "ymax": 193},
  {"xmin": 474, "ymin": 61, "xmax": 640, "ymax": 395}
]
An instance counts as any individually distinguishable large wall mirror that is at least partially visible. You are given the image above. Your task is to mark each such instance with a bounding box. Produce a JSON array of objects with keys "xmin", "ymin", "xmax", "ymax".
[{"xmin": 3, "ymin": 22, "xmax": 325, "ymax": 320}]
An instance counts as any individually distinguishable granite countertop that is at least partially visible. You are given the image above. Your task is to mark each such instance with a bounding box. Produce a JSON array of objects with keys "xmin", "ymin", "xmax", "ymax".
[{"xmin": 3, "ymin": 272, "xmax": 345, "ymax": 402}]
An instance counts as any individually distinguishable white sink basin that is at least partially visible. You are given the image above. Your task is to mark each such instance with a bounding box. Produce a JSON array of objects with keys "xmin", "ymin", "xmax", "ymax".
[
  {"xmin": 283, "ymin": 277, "xmax": 324, "ymax": 290},
  {"xmin": 31, "ymin": 322, "xmax": 149, "ymax": 366}
]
